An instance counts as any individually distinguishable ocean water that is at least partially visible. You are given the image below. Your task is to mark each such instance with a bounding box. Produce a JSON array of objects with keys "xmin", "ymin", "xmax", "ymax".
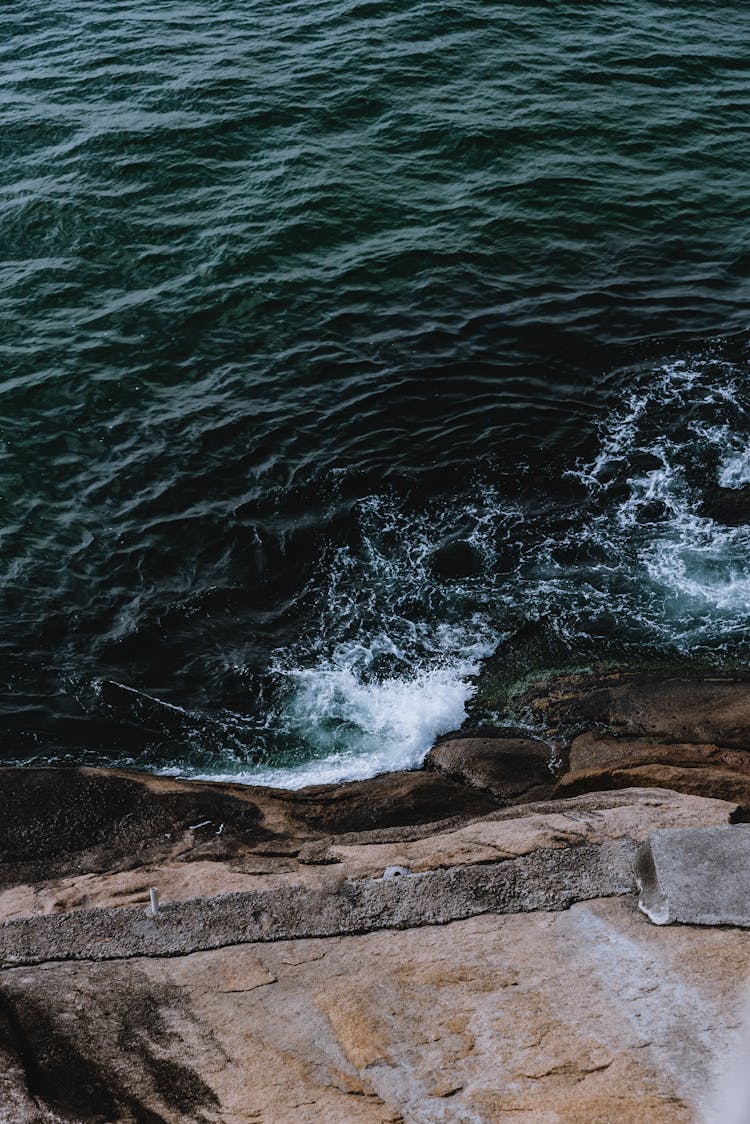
[{"xmin": 2, "ymin": 1, "xmax": 750, "ymax": 785}]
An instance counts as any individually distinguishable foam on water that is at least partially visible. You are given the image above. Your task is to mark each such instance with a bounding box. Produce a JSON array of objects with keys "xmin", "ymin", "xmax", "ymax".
[
  {"xmin": 157, "ymin": 489, "xmax": 509, "ymax": 785},
  {"xmin": 154, "ymin": 348, "xmax": 750, "ymax": 786},
  {"xmin": 12, "ymin": 347, "xmax": 750, "ymax": 785},
  {"xmin": 179, "ymin": 649, "xmax": 489, "ymax": 789},
  {"xmin": 5, "ymin": 1, "xmax": 750, "ymax": 782},
  {"xmin": 718, "ymin": 437, "xmax": 750, "ymax": 489},
  {"xmin": 567, "ymin": 354, "xmax": 750, "ymax": 629},
  {"xmin": 229, "ymin": 494, "xmax": 503, "ymax": 785}
]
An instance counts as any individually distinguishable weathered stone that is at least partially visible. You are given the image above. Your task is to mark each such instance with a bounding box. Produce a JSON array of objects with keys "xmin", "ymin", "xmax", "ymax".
[
  {"xmin": 636, "ymin": 824, "xmax": 750, "ymax": 927},
  {"xmin": 424, "ymin": 732, "xmax": 554, "ymax": 801},
  {"xmin": 5, "ymin": 681, "xmax": 750, "ymax": 1124},
  {"xmin": 0, "ymin": 766, "xmax": 499, "ymax": 892},
  {"xmin": 520, "ymin": 669, "xmax": 750, "ymax": 749},
  {"xmin": 557, "ymin": 730, "xmax": 750, "ymax": 804},
  {"xmin": 565, "ymin": 730, "xmax": 750, "ymax": 778},
  {"xmin": 0, "ymin": 841, "xmax": 637, "ymax": 966},
  {"xmin": 3, "ymin": 897, "xmax": 749, "ymax": 1122},
  {"xmin": 0, "ymin": 786, "xmax": 731, "ymax": 927},
  {"xmin": 272, "ymin": 768, "xmax": 499, "ymax": 835}
]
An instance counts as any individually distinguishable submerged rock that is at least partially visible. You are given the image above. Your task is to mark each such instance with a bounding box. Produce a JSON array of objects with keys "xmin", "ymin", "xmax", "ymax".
[
  {"xmin": 700, "ymin": 482, "xmax": 750, "ymax": 525},
  {"xmin": 427, "ymin": 537, "xmax": 483, "ymax": 579}
]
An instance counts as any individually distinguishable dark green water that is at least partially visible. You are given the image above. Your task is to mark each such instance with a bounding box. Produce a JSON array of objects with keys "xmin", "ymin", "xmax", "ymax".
[{"xmin": 2, "ymin": 1, "xmax": 750, "ymax": 784}]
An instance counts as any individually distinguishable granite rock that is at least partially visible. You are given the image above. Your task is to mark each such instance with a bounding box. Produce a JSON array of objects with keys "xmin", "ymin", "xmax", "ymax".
[
  {"xmin": 636, "ymin": 824, "xmax": 750, "ymax": 927},
  {"xmin": 424, "ymin": 731, "xmax": 554, "ymax": 802},
  {"xmin": 519, "ymin": 669, "xmax": 750, "ymax": 749},
  {"xmin": 3, "ymin": 896, "xmax": 749, "ymax": 1122}
]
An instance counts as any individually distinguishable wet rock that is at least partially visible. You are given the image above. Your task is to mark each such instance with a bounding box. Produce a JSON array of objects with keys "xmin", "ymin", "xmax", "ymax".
[
  {"xmin": 272, "ymin": 769, "xmax": 499, "ymax": 836},
  {"xmin": 0, "ymin": 767, "xmax": 270, "ymax": 883},
  {"xmin": 520, "ymin": 668, "xmax": 750, "ymax": 749},
  {"xmin": 0, "ymin": 766, "xmax": 500, "ymax": 901},
  {"xmin": 700, "ymin": 483, "xmax": 750, "ymax": 525},
  {"xmin": 425, "ymin": 731, "xmax": 555, "ymax": 802},
  {"xmin": 636, "ymin": 825, "xmax": 750, "ymax": 926},
  {"xmin": 556, "ymin": 730, "xmax": 750, "ymax": 805},
  {"xmin": 464, "ymin": 619, "xmax": 590, "ymax": 724}
]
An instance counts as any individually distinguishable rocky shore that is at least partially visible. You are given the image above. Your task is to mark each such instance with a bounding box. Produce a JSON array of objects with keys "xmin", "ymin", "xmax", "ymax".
[{"xmin": 3, "ymin": 667, "xmax": 750, "ymax": 1121}]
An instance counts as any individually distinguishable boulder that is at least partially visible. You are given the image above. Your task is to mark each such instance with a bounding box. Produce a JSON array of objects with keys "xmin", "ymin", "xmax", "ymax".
[
  {"xmin": 556, "ymin": 730, "xmax": 750, "ymax": 804},
  {"xmin": 636, "ymin": 824, "xmax": 750, "ymax": 927},
  {"xmin": 424, "ymin": 731, "xmax": 555, "ymax": 801}
]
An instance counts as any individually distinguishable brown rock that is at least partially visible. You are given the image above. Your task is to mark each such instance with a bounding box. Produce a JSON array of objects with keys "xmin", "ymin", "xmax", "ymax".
[
  {"xmin": 555, "ymin": 731, "xmax": 750, "ymax": 805},
  {"xmin": 0, "ymin": 782, "xmax": 741, "ymax": 1121},
  {"xmin": 424, "ymin": 732, "xmax": 555, "ymax": 802},
  {"xmin": 521, "ymin": 669, "xmax": 750, "ymax": 749},
  {"xmin": 329, "ymin": 787, "xmax": 734, "ymax": 878},
  {"xmin": 2, "ymin": 896, "xmax": 746, "ymax": 1122},
  {"xmin": 8, "ymin": 663, "xmax": 750, "ymax": 1123},
  {"xmin": 0, "ymin": 766, "xmax": 499, "ymax": 896},
  {"xmin": 271, "ymin": 768, "xmax": 499, "ymax": 836},
  {"xmin": 567, "ymin": 730, "xmax": 750, "ymax": 777},
  {"xmin": 0, "ymin": 786, "xmax": 731, "ymax": 935}
]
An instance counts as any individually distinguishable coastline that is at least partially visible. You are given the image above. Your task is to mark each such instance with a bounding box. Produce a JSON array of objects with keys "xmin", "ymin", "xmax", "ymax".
[{"xmin": 3, "ymin": 665, "xmax": 750, "ymax": 1119}]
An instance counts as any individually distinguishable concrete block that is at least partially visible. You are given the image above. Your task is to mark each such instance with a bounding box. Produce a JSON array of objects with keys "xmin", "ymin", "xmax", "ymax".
[{"xmin": 635, "ymin": 825, "xmax": 750, "ymax": 927}]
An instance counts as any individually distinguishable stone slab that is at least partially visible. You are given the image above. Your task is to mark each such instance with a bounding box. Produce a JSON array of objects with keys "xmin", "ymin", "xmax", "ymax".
[
  {"xmin": 5, "ymin": 897, "xmax": 750, "ymax": 1122},
  {"xmin": 0, "ymin": 840, "xmax": 635, "ymax": 966},
  {"xmin": 636, "ymin": 824, "xmax": 750, "ymax": 926}
]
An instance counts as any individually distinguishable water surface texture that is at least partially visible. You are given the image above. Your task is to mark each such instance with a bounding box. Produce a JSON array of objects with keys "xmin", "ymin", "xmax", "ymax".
[{"xmin": 2, "ymin": 1, "xmax": 750, "ymax": 783}]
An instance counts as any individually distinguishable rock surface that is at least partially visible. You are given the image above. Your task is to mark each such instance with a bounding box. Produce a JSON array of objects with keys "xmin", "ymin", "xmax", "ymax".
[
  {"xmin": 519, "ymin": 668, "xmax": 750, "ymax": 750},
  {"xmin": 636, "ymin": 824, "xmax": 750, "ymax": 927},
  {"xmin": 431, "ymin": 668, "xmax": 750, "ymax": 809},
  {"xmin": 3, "ymin": 895, "xmax": 750, "ymax": 1122},
  {"xmin": 424, "ymin": 730, "xmax": 554, "ymax": 801},
  {"xmin": 0, "ymin": 778, "xmax": 743, "ymax": 1122},
  {"xmin": 4, "ymin": 784, "xmax": 731, "ymax": 965},
  {"xmin": 6, "ymin": 666, "xmax": 750, "ymax": 1120},
  {"xmin": 558, "ymin": 729, "xmax": 750, "ymax": 804}
]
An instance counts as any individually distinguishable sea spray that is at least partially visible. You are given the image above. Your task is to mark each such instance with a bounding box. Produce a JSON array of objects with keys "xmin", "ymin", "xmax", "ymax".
[{"xmin": 10, "ymin": 350, "xmax": 750, "ymax": 783}]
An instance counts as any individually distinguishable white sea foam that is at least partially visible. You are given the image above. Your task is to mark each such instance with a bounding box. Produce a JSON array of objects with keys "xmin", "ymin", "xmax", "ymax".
[
  {"xmin": 719, "ymin": 437, "xmax": 750, "ymax": 488},
  {"xmin": 568, "ymin": 352, "xmax": 750, "ymax": 628},
  {"xmin": 180, "ymin": 647, "xmax": 490, "ymax": 789},
  {"xmin": 183, "ymin": 489, "xmax": 509, "ymax": 787},
  {"xmin": 159, "ymin": 350, "xmax": 750, "ymax": 788}
]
